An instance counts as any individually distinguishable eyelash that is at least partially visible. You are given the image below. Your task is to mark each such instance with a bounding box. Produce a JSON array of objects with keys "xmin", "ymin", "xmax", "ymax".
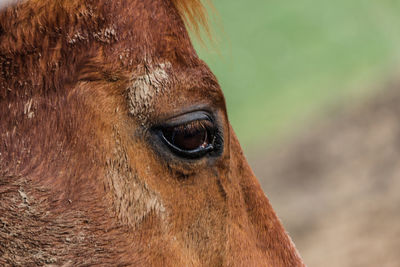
[
  {"xmin": 163, "ymin": 120, "xmax": 212, "ymax": 144},
  {"xmin": 154, "ymin": 113, "xmax": 223, "ymax": 160}
]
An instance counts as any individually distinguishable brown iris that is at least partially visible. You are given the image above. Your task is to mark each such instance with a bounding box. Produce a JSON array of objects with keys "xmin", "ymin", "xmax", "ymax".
[{"xmin": 162, "ymin": 120, "xmax": 211, "ymax": 152}]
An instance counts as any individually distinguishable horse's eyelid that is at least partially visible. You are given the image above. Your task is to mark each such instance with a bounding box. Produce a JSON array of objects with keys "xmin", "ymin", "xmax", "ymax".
[{"xmin": 160, "ymin": 111, "xmax": 214, "ymax": 128}]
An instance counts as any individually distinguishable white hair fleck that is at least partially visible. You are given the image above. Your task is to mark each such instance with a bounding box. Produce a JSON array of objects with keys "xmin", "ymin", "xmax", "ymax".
[{"xmin": 127, "ymin": 62, "xmax": 171, "ymax": 122}]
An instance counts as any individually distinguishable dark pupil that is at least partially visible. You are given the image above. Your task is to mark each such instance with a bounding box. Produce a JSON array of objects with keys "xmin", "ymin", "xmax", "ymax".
[{"xmin": 164, "ymin": 124, "xmax": 208, "ymax": 151}]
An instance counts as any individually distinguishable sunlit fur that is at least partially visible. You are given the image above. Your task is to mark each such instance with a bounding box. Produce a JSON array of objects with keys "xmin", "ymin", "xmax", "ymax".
[
  {"xmin": 0, "ymin": 0, "xmax": 304, "ymax": 265},
  {"xmin": 171, "ymin": 0, "xmax": 211, "ymax": 41}
]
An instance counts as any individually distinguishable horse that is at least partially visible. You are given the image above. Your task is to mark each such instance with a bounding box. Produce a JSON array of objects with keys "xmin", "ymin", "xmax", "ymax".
[{"xmin": 0, "ymin": 0, "xmax": 304, "ymax": 265}]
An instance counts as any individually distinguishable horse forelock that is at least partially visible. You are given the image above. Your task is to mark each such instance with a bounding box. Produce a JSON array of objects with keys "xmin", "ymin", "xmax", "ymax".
[
  {"xmin": 171, "ymin": 0, "xmax": 211, "ymax": 41},
  {"xmin": 0, "ymin": 0, "xmax": 203, "ymax": 101}
]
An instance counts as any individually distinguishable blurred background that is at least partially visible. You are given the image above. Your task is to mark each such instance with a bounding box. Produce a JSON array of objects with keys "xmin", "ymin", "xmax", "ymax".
[{"xmin": 195, "ymin": 0, "xmax": 400, "ymax": 266}]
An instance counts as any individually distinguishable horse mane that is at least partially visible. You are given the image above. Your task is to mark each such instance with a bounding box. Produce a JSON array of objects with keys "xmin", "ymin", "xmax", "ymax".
[{"xmin": 171, "ymin": 0, "xmax": 212, "ymax": 41}]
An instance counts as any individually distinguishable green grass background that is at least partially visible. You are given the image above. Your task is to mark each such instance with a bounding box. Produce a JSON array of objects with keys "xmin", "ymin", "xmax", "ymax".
[{"xmin": 194, "ymin": 0, "xmax": 400, "ymax": 151}]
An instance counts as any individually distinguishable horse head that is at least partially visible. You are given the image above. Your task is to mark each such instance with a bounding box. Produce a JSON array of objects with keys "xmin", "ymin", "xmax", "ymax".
[{"xmin": 0, "ymin": 0, "xmax": 304, "ymax": 265}]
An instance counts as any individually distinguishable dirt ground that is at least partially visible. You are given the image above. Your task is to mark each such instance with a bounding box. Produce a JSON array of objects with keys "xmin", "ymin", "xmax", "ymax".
[{"xmin": 249, "ymin": 80, "xmax": 400, "ymax": 266}]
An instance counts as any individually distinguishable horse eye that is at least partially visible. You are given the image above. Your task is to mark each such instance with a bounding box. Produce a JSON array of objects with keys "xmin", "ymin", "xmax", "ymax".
[{"xmin": 160, "ymin": 120, "xmax": 215, "ymax": 159}]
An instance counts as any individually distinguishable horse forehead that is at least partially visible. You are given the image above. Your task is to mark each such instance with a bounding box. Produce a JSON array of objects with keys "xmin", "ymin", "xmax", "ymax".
[{"xmin": 124, "ymin": 59, "xmax": 222, "ymax": 115}]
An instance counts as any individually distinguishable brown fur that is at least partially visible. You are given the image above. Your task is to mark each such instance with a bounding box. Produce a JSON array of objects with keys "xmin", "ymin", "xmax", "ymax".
[{"xmin": 0, "ymin": 0, "xmax": 304, "ymax": 265}]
